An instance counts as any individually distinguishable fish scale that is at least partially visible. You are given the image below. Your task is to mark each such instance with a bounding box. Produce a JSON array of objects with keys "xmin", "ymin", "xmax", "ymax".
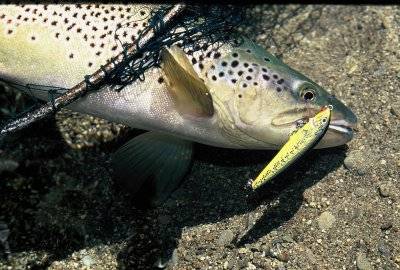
[{"xmin": 0, "ymin": 4, "xmax": 153, "ymax": 87}]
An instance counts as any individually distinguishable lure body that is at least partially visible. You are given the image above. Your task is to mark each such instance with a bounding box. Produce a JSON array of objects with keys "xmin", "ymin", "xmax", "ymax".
[{"xmin": 251, "ymin": 106, "xmax": 331, "ymax": 190}]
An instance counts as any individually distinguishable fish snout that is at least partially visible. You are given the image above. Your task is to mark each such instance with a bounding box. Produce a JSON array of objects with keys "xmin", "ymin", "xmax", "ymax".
[
  {"xmin": 315, "ymin": 99, "xmax": 357, "ymax": 149},
  {"xmin": 330, "ymin": 102, "xmax": 357, "ymax": 133}
]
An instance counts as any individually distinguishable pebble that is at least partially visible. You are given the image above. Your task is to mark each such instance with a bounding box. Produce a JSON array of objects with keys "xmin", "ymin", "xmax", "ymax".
[
  {"xmin": 354, "ymin": 187, "xmax": 366, "ymax": 197},
  {"xmin": 223, "ymin": 255, "xmax": 236, "ymax": 270},
  {"xmin": 317, "ymin": 211, "xmax": 336, "ymax": 231},
  {"xmin": 378, "ymin": 241, "xmax": 392, "ymax": 257},
  {"xmin": 217, "ymin": 229, "xmax": 235, "ymax": 247},
  {"xmin": 247, "ymin": 262, "xmax": 256, "ymax": 270},
  {"xmin": 378, "ymin": 182, "xmax": 396, "ymax": 198},
  {"xmin": 343, "ymin": 150, "xmax": 370, "ymax": 175},
  {"xmin": 380, "ymin": 221, "xmax": 393, "ymax": 231},
  {"xmin": 223, "ymin": 261, "xmax": 229, "ymax": 269},
  {"xmin": 238, "ymin": 247, "xmax": 249, "ymax": 254},
  {"xmin": 269, "ymin": 245, "xmax": 289, "ymax": 262},
  {"xmin": 356, "ymin": 252, "xmax": 372, "ymax": 270},
  {"xmin": 81, "ymin": 255, "xmax": 94, "ymax": 267},
  {"xmin": 0, "ymin": 159, "xmax": 19, "ymax": 174}
]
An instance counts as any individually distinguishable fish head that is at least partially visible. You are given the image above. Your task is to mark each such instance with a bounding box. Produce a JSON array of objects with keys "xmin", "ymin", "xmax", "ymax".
[
  {"xmin": 266, "ymin": 64, "xmax": 358, "ymax": 149},
  {"xmin": 206, "ymin": 39, "xmax": 357, "ymax": 149}
]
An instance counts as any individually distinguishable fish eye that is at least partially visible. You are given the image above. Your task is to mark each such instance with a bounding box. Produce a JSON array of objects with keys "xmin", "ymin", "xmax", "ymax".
[
  {"xmin": 301, "ymin": 89, "xmax": 316, "ymax": 101},
  {"xmin": 322, "ymin": 118, "xmax": 327, "ymax": 123}
]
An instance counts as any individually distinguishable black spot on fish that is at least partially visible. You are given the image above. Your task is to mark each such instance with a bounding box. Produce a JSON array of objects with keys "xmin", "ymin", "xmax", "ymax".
[
  {"xmin": 246, "ymin": 76, "xmax": 252, "ymax": 80},
  {"xmin": 219, "ymin": 72, "xmax": 224, "ymax": 77},
  {"xmin": 244, "ymin": 63, "xmax": 249, "ymax": 67},
  {"xmin": 231, "ymin": 79, "xmax": 237, "ymax": 84},
  {"xmin": 238, "ymin": 71, "xmax": 243, "ymax": 76},
  {"xmin": 276, "ymin": 87, "xmax": 282, "ymax": 92},
  {"xmin": 264, "ymin": 57, "xmax": 270, "ymax": 62},
  {"xmin": 212, "ymin": 75, "xmax": 217, "ymax": 81},
  {"xmin": 191, "ymin": 58, "xmax": 197, "ymax": 64},
  {"xmin": 248, "ymin": 68, "xmax": 253, "ymax": 72},
  {"xmin": 228, "ymin": 70, "xmax": 233, "ymax": 75},
  {"xmin": 273, "ymin": 74, "xmax": 278, "ymax": 79},
  {"xmin": 253, "ymin": 82, "xmax": 258, "ymax": 86},
  {"xmin": 242, "ymin": 83, "xmax": 248, "ymax": 88},
  {"xmin": 246, "ymin": 49, "xmax": 251, "ymax": 53},
  {"xmin": 199, "ymin": 63, "xmax": 204, "ymax": 70},
  {"xmin": 232, "ymin": 52, "xmax": 238, "ymax": 57},
  {"xmin": 263, "ymin": 74, "xmax": 270, "ymax": 81},
  {"xmin": 262, "ymin": 67, "xmax": 268, "ymax": 73},
  {"xmin": 231, "ymin": 60, "xmax": 239, "ymax": 68},
  {"xmin": 238, "ymin": 94, "xmax": 242, "ymax": 98},
  {"xmin": 158, "ymin": 77, "xmax": 164, "ymax": 84},
  {"xmin": 277, "ymin": 79, "xmax": 284, "ymax": 84},
  {"xmin": 214, "ymin": 52, "xmax": 221, "ymax": 59},
  {"xmin": 221, "ymin": 61, "xmax": 227, "ymax": 67}
]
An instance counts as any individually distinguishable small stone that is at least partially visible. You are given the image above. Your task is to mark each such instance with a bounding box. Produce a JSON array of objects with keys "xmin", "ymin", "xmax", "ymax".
[
  {"xmin": 378, "ymin": 242, "xmax": 392, "ymax": 257},
  {"xmin": 217, "ymin": 229, "xmax": 235, "ymax": 247},
  {"xmin": 223, "ymin": 255, "xmax": 236, "ymax": 269},
  {"xmin": 281, "ymin": 235, "xmax": 294, "ymax": 243},
  {"xmin": 81, "ymin": 255, "xmax": 94, "ymax": 267},
  {"xmin": 0, "ymin": 159, "xmax": 19, "ymax": 174},
  {"xmin": 380, "ymin": 221, "xmax": 393, "ymax": 231},
  {"xmin": 223, "ymin": 261, "xmax": 229, "ymax": 269},
  {"xmin": 343, "ymin": 156, "xmax": 356, "ymax": 170},
  {"xmin": 269, "ymin": 244, "xmax": 289, "ymax": 262},
  {"xmin": 317, "ymin": 211, "xmax": 336, "ymax": 230},
  {"xmin": 238, "ymin": 247, "xmax": 249, "ymax": 254},
  {"xmin": 237, "ymin": 258, "xmax": 248, "ymax": 268},
  {"xmin": 343, "ymin": 150, "xmax": 372, "ymax": 175},
  {"xmin": 247, "ymin": 262, "xmax": 257, "ymax": 270},
  {"xmin": 356, "ymin": 252, "xmax": 372, "ymax": 270},
  {"xmin": 354, "ymin": 187, "xmax": 366, "ymax": 197},
  {"xmin": 378, "ymin": 182, "xmax": 396, "ymax": 198},
  {"xmin": 390, "ymin": 106, "xmax": 399, "ymax": 117}
]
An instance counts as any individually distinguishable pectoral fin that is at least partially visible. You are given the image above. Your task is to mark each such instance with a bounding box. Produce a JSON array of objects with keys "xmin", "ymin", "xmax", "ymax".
[
  {"xmin": 111, "ymin": 131, "xmax": 193, "ymax": 206},
  {"xmin": 161, "ymin": 45, "xmax": 214, "ymax": 118}
]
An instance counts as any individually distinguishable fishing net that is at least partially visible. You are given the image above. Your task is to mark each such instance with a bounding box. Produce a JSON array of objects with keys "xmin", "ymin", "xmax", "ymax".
[{"xmin": 0, "ymin": 4, "xmax": 324, "ymax": 128}]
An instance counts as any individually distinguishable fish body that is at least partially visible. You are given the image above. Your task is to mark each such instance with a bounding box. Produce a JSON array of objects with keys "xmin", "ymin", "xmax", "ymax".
[{"xmin": 0, "ymin": 4, "xmax": 357, "ymax": 150}]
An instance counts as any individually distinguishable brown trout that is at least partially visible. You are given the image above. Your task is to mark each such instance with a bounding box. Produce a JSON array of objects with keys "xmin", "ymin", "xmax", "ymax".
[{"xmin": 0, "ymin": 4, "xmax": 357, "ymax": 202}]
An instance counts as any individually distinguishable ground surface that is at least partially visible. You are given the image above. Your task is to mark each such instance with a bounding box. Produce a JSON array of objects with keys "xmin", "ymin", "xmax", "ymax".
[{"xmin": 0, "ymin": 5, "xmax": 399, "ymax": 270}]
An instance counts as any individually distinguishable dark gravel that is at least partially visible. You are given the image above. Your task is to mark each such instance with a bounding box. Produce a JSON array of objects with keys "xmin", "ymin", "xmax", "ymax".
[{"xmin": 1, "ymin": 5, "xmax": 399, "ymax": 270}]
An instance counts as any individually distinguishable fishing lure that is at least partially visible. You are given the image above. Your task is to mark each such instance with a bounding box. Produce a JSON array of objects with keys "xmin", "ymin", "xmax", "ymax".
[{"xmin": 250, "ymin": 105, "xmax": 332, "ymax": 190}]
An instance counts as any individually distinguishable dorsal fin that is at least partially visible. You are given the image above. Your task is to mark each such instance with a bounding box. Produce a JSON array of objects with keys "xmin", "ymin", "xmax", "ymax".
[{"xmin": 161, "ymin": 45, "xmax": 214, "ymax": 118}]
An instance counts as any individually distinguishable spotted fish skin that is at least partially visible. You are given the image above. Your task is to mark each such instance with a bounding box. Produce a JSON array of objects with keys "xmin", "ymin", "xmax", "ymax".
[{"xmin": 0, "ymin": 4, "xmax": 357, "ymax": 149}]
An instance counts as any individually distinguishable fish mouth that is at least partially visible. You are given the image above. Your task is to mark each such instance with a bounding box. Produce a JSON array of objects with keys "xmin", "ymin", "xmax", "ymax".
[
  {"xmin": 271, "ymin": 107, "xmax": 320, "ymax": 127},
  {"xmin": 329, "ymin": 119, "xmax": 355, "ymax": 135}
]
